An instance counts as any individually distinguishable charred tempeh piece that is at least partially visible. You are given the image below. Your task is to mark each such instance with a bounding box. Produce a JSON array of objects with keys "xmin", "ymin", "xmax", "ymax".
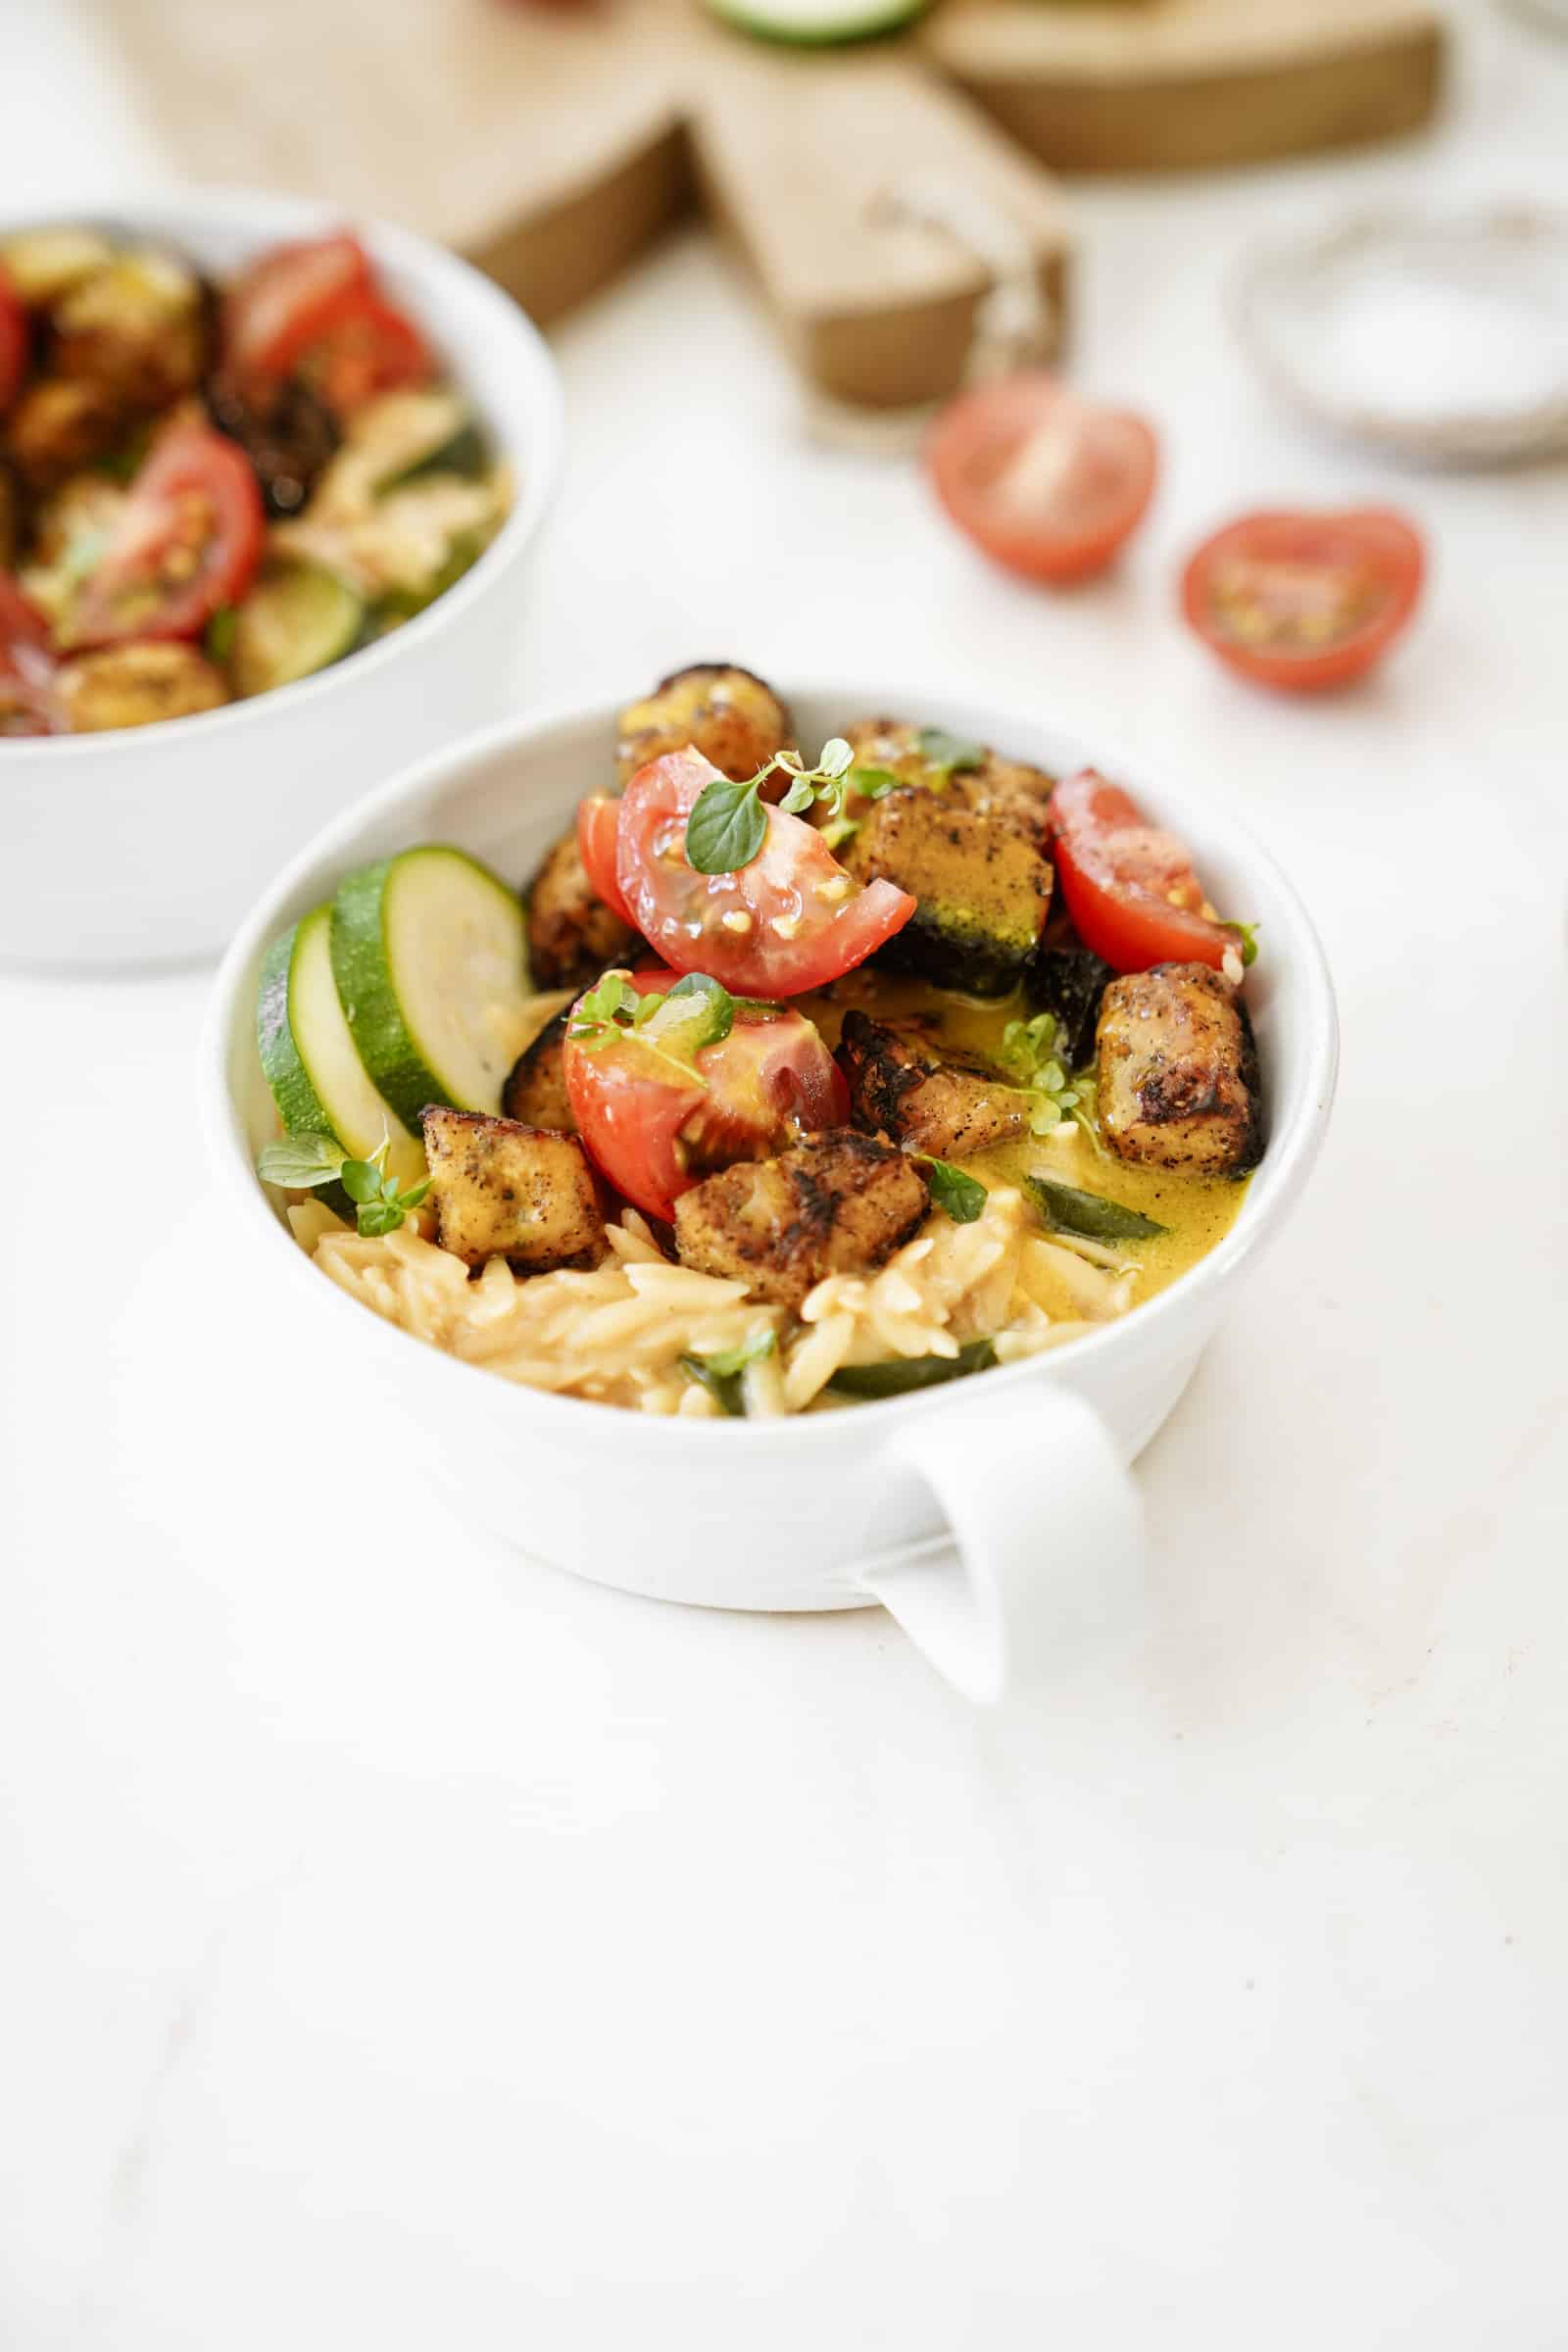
[
  {"xmin": 838, "ymin": 717, "xmax": 1055, "ymax": 843},
  {"xmin": 843, "ymin": 791, "xmax": 1053, "ymax": 997},
  {"xmin": 673, "ymin": 1129, "xmax": 929, "ymax": 1310},
  {"xmin": 615, "ymin": 663, "xmax": 790, "ymax": 787},
  {"xmin": 502, "ymin": 1009, "xmax": 574, "ymax": 1134},
  {"xmin": 838, "ymin": 1009, "xmax": 1027, "ymax": 1159},
  {"xmin": 421, "ymin": 1109, "xmax": 607, "ymax": 1272},
  {"xmin": 1096, "ymin": 962, "xmax": 1261, "ymax": 1178},
  {"xmin": 522, "ymin": 829, "xmax": 637, "ymax": 993}
]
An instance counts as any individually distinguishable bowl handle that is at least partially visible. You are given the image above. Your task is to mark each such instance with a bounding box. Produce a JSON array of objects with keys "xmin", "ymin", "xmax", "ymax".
[{"xmin": 855, "ymin": 1381, "xmax": 1147, "ymax": 1703}]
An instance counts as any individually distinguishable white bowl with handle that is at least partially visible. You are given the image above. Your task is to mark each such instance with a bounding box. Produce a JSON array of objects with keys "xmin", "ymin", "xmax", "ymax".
[
  {"xmin": 0, "ymin": 187, "xmax": 563, "ymax": 972},
  {"xmin": 205, "ymin": 683, "xmax": 1338, "ymax": 1702}
]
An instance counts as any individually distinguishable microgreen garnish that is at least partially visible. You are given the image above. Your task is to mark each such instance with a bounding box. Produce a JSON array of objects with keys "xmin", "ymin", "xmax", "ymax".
[
  {"xmin": 684, "ymin": 736, "xmax": 856, "ymax": 875},
  {"xmin": 679, "ymin": 1328, "xmax": 776, "ymax": 1416},
  {"xmin": 1221, "ymin": 919, "xmax": 1260, "ymax": 968},
  {"xmin": 997, "ymin": 1009, "xmax": 1084, "ymax": 1135},
  {"xmin": 922, "ymin": 1156, "xmax": 988, "ymax": 1223},
  {"xmin": 845, "ymin": 763, "xmax": 906, "ymax": 800},
  {"xmin": 918, "ymin": 727, "xmax": 985, "ymax": 781},
  {"xmin": 568, "ymin": 968, "xmax": 743, "ymax": 1071},
  {"xmin": 257, "ymin": 1129, "xmax": 429, "ymax": 1237}
]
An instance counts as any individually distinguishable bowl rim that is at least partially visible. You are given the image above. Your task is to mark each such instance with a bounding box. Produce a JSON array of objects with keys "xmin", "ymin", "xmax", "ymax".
[
  {"xmin": 0, "ymin": 183, "xmax": 564, "ymax": 762},
  {"xmin": 205, "ymin": 678, "xmax": 1341, "ymax": 1450}
]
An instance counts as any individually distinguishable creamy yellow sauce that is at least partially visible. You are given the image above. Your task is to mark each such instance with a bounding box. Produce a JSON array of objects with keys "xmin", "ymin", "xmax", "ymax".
[{"xmin": 802, "ymin": 966, "xmax": 1250, "ymax": 1310}]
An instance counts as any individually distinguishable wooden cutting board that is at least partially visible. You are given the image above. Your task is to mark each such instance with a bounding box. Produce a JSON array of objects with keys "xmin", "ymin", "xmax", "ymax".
[{"xmin": 85, "ymin": 0, "xmax": 1442, "ymax": 408}]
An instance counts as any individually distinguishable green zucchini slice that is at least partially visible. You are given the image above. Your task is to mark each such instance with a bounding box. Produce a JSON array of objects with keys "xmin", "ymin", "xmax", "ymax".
[
  {"xmin": 703, "ymin": 0, "xmax": 929, "ymax": 41},
  {"xmin": 329, "ymin": 847, "xmax": 529, "ymax": 1128},
  {"xmin": 229, "ymin": 563, "xmax": 364, "ymax": 698},
  {"xmin": 256, "ymin": 905, "xmax": 424, "ymax": 1196}
]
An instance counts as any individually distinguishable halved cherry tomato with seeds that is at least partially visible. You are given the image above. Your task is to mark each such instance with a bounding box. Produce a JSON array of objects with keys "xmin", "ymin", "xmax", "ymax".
[
  {"xmin": 1049, "ymin": 770, "xmax": 1240, "ymax": 976},
  {"xmin": 68, "ymin": 419, "xmax": 265, "ymax": 648},
  {"xmin": 576, "ymin": 793, "xmax": 634, "ymax": 926},
  {"xmin": 294, "ymin": 289, "xmax": 432, "ymax": 413},
  {"xmin": 563, "ymin": 962, "xmax": 848, "ymax": 1221},
  {"xmin": 927, "ymin": 373, "xmax": 1157, "ymax": 585},
  {"xmin": 613, "ymin": 748, "xmax": 915, "ymax": 998},
  {"xmin": 1182, "ymin": 508, "xmax": 1423, "ymax": 693},
  {"xmin": 220, "ymin": 233, "xmax": 372, "ymax": 388},
  {"xmin": 0, "ymin": 268, "xmax": 28, "ymax": 416}
]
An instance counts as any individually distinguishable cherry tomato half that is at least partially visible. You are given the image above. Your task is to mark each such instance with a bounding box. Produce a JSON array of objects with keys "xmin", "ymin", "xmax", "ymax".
[
  {"xmin": 296, "ymin": 289, "xmax": 433, "ymax": 414},
  {"xmin": 0, "ymin": 267, "xmax": 28, "ymax": 415},
  {"xmin": 576, "ymin": 793, "xmax": 634, "ymax": 926},
  {"xmin": 563, "ymin": 965, "xmax": 848, "ymax": 1221},
  {"xmin": 613, "ymin": 748, "xmax": 915, "ymax": 998},
  {"xmin": 0, "ymin": 570, "xmax": 60, "ymax": 735},
  {"xmin": 69, "ymin": 419, "xmax": 265, "ymax": 649},
  {"xmin": 1181, "ymin": 508, "xmax": 1424, "ymax": 693},
  {"xmin": 1049, "ymin": 770, "xmax": 1237, "ymax": 975},
  {"xmin": 221, "ymin": 232, "xmax": 373, "ymax": 387},
  {"xmin": 927, "ymin": 373, "xmax": 1157, "ymax": 586}
]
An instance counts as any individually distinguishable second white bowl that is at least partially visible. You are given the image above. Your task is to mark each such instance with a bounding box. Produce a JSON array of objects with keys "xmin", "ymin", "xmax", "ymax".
[{"xmin": 0, "ymin": 187, "xmax": 563, "ymax": 972}]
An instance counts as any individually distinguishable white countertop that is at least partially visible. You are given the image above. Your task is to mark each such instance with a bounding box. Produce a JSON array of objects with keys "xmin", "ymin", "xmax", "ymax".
[{"xmin": 3, "ymin": 5, "xmax": 1566, "ymax": 2344}]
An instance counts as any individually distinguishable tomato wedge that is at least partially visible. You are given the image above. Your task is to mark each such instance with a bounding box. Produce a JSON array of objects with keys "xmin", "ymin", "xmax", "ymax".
[
  {"xmin": 1049, "ymin": 770, "xmax": 1240, "ymax": 975},
  {"xmin": 0, "ymin": 266, "xmax": 27, "ymax": 415},
  {"xmin": 296, "ymin": 289, "xmax": 433, "ymax": 413},
  {"xmin": 563, "ymin": 964, "xmax": 848, "ymax": 1221},
  {"xmin": 927, "ymin": 373, "xmax": 1157, "ymax": 586},
  {"xmin": 613, "ymin": 749, "xmax": 915, "ymax": 997},
  {"xmin": 69, "ymin": 419, "xmax": 265, "ymax": 648},
  {"xmin": 221, "ymin": 232, "xmax": 372, "ymax": 387},
  {"xmin": 0, "ymin": 571, "xmax": 60, "ymax": 735},
  {"xmin": 576, "ymin": 794, "xmax": 633, "ymax": 926},
  {"xmin": 1182, "ymin": 509, "xmax": 1424, "ymax": 693}
]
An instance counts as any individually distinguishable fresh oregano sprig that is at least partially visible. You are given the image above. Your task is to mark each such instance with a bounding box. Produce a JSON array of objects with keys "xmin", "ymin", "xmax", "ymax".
[
  {"xmin": 922, "ymin": 1156, "xmax": 988, "ymax": 1224},
  {"xmin": 997, "ymin": 1009, "xmax": 1084, "ymax": 1136},
  {"xmin": 257, "ymin": 1128, "xmax": 430, "ymax": 1237}
]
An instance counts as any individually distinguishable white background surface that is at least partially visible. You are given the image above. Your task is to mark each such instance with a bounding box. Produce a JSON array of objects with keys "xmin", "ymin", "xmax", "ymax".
[{"xmin": 3, "ymin": 5, "xmax": 1566, "ymax": 2344}]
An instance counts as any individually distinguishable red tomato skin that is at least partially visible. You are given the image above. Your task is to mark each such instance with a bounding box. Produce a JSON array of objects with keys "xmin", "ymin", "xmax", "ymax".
[
  {"xmin": 576, "ymin": 794, "xmax": 634, "ymax": 925},
  {"xmin": 0, "ymin": 267, "xmax": 28, "ymax": 415},
  {"xmin": 1181, "ymin": 508, "xmax": 1424, "ymax": 694},
  {"xmin": 303, "ymin": 290, "xmax": 433, "ymax": 413},
  {"xmin": 564, "ymin": 970, "xmax": 848, "ymax": 1221},
  {"xmin": 0, "ymin": 570, "xmax": 52, "ymax": 655},
  {"xmin": 222, "ymin": 233, "xmax": 373, "ymax": 385},
  {"xmin": 614, "ymin": 749, "xmax": 915, "ymax": 997},
  {"xmin": 70, "ymin": 421, "xmax": 266, "ymax": 648},
  {"xmin": 0, "ymin": 572, "xmax": 60, "ymax": 734},
  {"xmin": 926, "ymin": 373, "xmax": 1157, "ymax": 586},
  {"xmin": 1049, "ymin": 770, "xmax": 1233, "ymax": 974}
]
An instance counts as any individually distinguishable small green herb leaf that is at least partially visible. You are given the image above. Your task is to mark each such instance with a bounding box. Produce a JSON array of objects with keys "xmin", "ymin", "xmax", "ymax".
[
  {"xmin": 679, "ymin": 1328, "xmax": 776, "ymax": 1416},
  {"xmin": 1222, "ymin": 919, "xmax": 1260, "ymax": 968},
  {"xmin": 685, "ymin": 776, "xmax": 767, "ymax": 875},
  {"xmin": 923, "ymin": 1157, "xmax": 988, "ymax": 1224},
  {"xmin": 339, "ymin": 1157, "xmax": 383, "ymax": 1205},
  {"xmin": 829, "ymin": 1339, "xmax": 997, "ymax": 1399},
  {"xmin": 819, "ymin": 736, "xmax": 854, "ymax": 780},
  {"xmin": 1026, "ymin": 1173, "xmax": 1167, "ymax": 1245},
  {"xmin": 257, "ymin": 1133, "xmax": 347, "ymax": 1190},
  {"xmin": 662, "ymin": 971, "xmax": 735, "ymax": 1051},
  {"xmin": 848, "ymin": 764, "xmax": 905, "ymax": 800},
  {"xmin": 779, "ymin": 776, "xmax": 817, "ymax": 816},
  {"xmin": 919, "ymin": 727, "xmax": 985, "ymax": 779},
  {"xmin": 356, "ymin": 1200, "xmax": 405, "ymax": 1238},
  {"xmin": 820, "ymin": 816, "xmax": 859, "ymax": 853}
]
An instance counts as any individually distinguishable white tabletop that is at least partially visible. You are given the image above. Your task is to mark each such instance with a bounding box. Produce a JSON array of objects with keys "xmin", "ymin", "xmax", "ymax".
[{"xmin": 3, "ymin": 6, "xmax": 1567, "ymax": 2344}]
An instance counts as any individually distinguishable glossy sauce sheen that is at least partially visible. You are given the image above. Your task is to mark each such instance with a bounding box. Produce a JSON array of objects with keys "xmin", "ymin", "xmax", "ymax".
[{"xmin": 803, "ymin": 967, "xmax": 1250, "ymax": 1307}]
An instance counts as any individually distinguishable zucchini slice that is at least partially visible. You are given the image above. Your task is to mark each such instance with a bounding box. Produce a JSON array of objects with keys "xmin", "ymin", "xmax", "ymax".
[
  {"xmin": 329, "ymin": 848, "xmax": 529, "ymax": 1128},
  {"xmin": 703, "ymin": 0, "xmax": 929, "ymax": 41},
  {"xmin": 229, "ymin": 563, "xmax": 364, "ymax": 698},
  {"xmin": 256, "ymin": 906, "xmax": 425, "ymax": 1193},
  {"xmin": 374, "ymin": 416, "xmax": 487, "ymax": 496}
]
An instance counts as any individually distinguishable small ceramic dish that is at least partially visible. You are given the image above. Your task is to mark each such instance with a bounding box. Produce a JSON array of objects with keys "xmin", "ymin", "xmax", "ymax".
[
  {"xmin": 205, "ymin": 683, "xmax": 1338, "ymax": 1703},
  {"xmin": 0, "ymin": 187, "xmax": 563, "ymax": 972},
  {"xmin": 1234, "ymin": 209, "xmax": 1568, "ymax": 466}
]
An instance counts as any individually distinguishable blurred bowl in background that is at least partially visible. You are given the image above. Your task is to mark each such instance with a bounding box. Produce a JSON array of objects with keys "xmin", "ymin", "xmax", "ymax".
[
  {"xmin": 1234, "ymin": 209, "xmax": 1568, "ymax": 468},
  {"xmin": 0, "ymin": 186, "xmax": 563, "ymax": 973}
]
